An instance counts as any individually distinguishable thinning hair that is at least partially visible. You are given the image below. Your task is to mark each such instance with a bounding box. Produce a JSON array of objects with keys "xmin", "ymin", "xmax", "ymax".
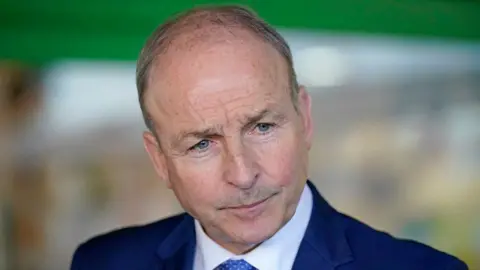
[{"xmin": 136, "ymin": 4, "xmax": 298, "ymax": 132}]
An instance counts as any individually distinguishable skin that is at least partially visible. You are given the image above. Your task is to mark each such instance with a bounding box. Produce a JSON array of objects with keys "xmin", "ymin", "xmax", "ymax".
[{"xmin": 142, "ymin": 30, "xmax": 314, "ymax": 254}]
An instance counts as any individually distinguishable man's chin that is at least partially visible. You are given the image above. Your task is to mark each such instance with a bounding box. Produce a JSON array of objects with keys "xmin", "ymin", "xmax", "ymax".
[{"xmin": 227, "ymin": 220, "xmax": 281, "ymax": 245}]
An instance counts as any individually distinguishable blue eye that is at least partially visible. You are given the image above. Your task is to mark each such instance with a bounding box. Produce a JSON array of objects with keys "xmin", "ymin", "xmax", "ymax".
[
  {"xmin": 192, "ymin": 140, "xmax": 210, "ymax": 151},
  {"xmin": 256, "ymin": 123, "xmax": 274, "ymax": 133}
]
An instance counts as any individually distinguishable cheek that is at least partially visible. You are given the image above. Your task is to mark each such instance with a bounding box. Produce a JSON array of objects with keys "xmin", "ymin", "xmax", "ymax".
[
  {"xmin": 256, "ymin": 134, "xmax": 301, "ymax": 186},
  {"xmin": 168, "ymin": 159, "xmax": 222, "ymax": 210}
]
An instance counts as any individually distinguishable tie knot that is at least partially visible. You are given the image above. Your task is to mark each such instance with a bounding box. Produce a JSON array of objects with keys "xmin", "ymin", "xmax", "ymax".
[{"xmin": 215, "ymin": 259, "xmax": 257, "ymax": 270}]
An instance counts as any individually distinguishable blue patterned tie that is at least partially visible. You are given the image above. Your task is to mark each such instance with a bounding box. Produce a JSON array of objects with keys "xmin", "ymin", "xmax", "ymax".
[{"xmin": 215, "ymin": 259, "xmax": 257, "ymax": 270}]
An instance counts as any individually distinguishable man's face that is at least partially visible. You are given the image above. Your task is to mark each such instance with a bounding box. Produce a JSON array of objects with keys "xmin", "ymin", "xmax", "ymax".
[{"xmin": 143, "ymin": 33, "xmax": 313, "ymax": 253}]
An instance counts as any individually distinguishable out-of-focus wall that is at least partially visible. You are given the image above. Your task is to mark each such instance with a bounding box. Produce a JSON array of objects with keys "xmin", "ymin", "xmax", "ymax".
[{"xmin": 1, "ymin": 34, "xmax": 479, "ymax": 270}]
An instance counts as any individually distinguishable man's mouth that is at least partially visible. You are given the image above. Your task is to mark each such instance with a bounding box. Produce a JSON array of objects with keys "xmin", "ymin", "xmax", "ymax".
[
  {"xmin": 222, "ymin": 193, "xmax": 278, "ymax": 219},
  {"xmin": 228, "ymin": 196, "xmax": 272, "ymax": 210}
]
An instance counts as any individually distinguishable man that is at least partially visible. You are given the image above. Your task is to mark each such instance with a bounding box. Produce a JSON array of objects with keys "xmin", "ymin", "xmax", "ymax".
[{"xmin": 71, "ymin": 5, "xmax": 468, "ymax": 270}]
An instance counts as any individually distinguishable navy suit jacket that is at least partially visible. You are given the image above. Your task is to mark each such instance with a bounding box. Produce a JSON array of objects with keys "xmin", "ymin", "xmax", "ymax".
[{"xmin": 71, "ymin": 181, "xmax": 468, "ymax": 270}]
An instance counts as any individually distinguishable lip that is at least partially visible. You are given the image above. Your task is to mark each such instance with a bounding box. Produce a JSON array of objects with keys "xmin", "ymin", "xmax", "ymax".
[
  {"xmin": 225, "ymin": 194, "xmax": 275, "ymax": 219},
  {"xmin": 229, "ymin": 196, "xmax": 270, "ymax": 210}
]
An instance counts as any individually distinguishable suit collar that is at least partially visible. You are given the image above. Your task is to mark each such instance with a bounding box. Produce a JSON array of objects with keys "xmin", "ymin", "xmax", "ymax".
[
  {"xmin": 155, "ymin": 214, "xmax": 196, "ymax": 270},
  {"xmin": 293, "ymin": 180, "xmax": 353, "ymax": 269}
]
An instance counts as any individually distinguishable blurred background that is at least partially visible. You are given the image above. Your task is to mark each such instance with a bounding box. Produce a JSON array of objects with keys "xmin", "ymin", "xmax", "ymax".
[{"xmin": 1, "ymin": 1, "xmax": 479, "ymax": 269}]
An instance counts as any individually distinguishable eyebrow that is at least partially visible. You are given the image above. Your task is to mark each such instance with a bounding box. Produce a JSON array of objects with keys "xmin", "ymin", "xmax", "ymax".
[
  {"xmin": 240, "ymin": 108, "xmax": 286, "ymax": 127},
  {"xmin": 172, "ymin": 108, "xmax": 285, "ymax": 147},
  {"xmin": 173, "ymin": 126, "xmax": 223, "ymax": 147}
]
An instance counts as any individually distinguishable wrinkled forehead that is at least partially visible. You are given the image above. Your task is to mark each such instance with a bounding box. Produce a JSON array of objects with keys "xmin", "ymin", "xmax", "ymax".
[{"xmin": 144, "ymin": 33, "xmax": 292, "ymax": 129}]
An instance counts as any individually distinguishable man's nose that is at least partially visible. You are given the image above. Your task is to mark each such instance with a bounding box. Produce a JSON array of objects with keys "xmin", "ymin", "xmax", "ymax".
[{"xmin": 223, "ymin": 143, "xmax": 259, "ymax": 190}]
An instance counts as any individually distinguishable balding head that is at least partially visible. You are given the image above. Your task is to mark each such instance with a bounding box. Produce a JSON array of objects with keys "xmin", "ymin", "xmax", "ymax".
[{"xmin": 136, "ymin": 5, "xmax": 298, "ymax": 131}]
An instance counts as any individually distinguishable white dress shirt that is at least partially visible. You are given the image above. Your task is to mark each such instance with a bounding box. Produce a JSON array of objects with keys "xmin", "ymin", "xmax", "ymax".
[{"xmin": 194, "ymin": 184, "xmax": 313, "ymax": 270}]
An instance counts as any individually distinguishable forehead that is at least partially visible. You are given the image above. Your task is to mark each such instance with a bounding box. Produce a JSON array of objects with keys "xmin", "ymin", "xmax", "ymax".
[{"xmin": 144, "ymin": 32, "xmax": 292, "ymax": 135}]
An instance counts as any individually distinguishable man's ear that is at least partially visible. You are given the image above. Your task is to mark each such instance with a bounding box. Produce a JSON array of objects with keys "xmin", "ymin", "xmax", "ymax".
[
  {"xmin": 297, "ymin": 85, "xmax": 313, "ymax": 149},
  {"xmin": 143, "ymin": 131, "xmax": 172, "ymax": 189}
]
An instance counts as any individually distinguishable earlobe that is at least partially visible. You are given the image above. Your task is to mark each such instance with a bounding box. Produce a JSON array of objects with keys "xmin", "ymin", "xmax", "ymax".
[
  {"xmin": 143, "ymin": 131, "xmax": 172, "ymax": 188},
  {"xmin": 298, "ymin": 86, "xmax": 313, "ymax": 149}
]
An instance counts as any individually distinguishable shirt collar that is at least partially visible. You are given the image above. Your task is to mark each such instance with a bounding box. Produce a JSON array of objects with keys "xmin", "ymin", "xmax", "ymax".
[{"xmin": 195, "ymin": 184, "xmax": 313, "ymax": 270}]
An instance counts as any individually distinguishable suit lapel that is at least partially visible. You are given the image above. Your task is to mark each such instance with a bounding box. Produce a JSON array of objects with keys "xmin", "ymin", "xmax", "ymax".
[
  {"xmin": 292, "ymin": 181, "xmax": 354, "ymax": 270},
  {"xmin": 153, "ymin": 214, "xmax": 196, "ymax": 270},
  {"xmin": 156, "ymin": 242, "xmax": 196, "ymax": 270}
]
